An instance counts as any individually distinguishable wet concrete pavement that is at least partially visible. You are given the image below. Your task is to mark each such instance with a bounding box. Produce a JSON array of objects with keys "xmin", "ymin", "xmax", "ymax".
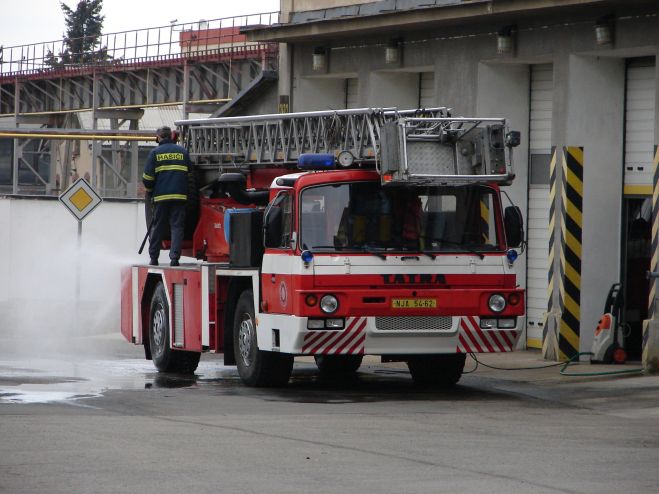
[{"xmin": 0, "ymin": 333, "xmax": 658, "ymax": 494}]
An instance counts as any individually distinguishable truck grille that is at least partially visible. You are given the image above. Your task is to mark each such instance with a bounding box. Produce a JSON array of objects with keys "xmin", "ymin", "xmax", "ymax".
[{"xmin": 375, "ymin": 316, "xmax": 453, "ymax": 331}]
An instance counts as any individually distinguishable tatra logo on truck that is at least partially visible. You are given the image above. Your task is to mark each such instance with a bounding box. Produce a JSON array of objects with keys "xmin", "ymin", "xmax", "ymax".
[{"xmin": 381, "ymin": 274, "xmax": 447, "ymax": 285}]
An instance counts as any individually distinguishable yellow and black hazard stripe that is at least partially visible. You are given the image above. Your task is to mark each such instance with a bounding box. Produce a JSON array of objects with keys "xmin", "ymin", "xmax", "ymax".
[
  {"xmin": 480, "ymin": 198, "xmax": 490, "ymax": 244},
  {"xmin": 558, "ymin": 147, "xmax": 583, "ymax": 361},
  {"xmin": 542, "ymin": 147, "xmax": 560, "ymax": 359},
  {"xmin": 643, "ymin": 146, "xmax": 659, "ymax": 366}
]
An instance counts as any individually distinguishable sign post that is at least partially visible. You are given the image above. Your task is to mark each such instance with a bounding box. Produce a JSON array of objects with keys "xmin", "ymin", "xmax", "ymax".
[{"xmin": 59, "ymin": 178, "xmax": 103, "ymax": 332}]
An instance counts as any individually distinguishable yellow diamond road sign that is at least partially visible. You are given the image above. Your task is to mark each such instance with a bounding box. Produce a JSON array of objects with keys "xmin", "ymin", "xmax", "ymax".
[{"xmin": 59, "ymin": 178, "xmax": 102, "ymax": 221}]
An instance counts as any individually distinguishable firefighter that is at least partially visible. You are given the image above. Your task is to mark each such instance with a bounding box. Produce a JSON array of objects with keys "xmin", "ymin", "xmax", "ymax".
[{"xmin": 142, "ymin": 126, "xmax": 191, "ymax": 267}]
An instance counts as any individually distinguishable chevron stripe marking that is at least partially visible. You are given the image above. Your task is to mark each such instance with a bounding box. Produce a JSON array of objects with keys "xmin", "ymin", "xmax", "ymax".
[
  {"xmin": 302, "ymin": 317, "xmax": 367, "ymax": 355},
  {"xmin": 462, "ymin": 318, "xmax": 492, "ymax": 353},
  {"xmin": 457, "ymin": 317, "xmax": 517, "ymax": 353},
  {"xmin": 347, "ymin": 334, "xmax": 366, "ymax": 355},
  {"xmin": 335, "ymin": 318, "xmax": 367, "ymax": 354}
]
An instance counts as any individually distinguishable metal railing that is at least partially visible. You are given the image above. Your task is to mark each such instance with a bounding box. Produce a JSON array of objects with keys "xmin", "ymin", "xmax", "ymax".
[{"xmin": 0, "ymin": 11, "xmax": 279, "ymax": 78}]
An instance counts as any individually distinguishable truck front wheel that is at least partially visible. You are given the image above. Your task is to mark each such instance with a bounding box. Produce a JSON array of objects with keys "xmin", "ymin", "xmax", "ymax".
[
  {"xmin": 406, "ymin": 354, "xmax": 466, "ymax": 387},
  {"xmin": 149, "ymin": 281, "xmax": 200, "ymax": 374},
  {"xmin": 233, "ymin": 290, "xmax": 293, "ymax": 387}
]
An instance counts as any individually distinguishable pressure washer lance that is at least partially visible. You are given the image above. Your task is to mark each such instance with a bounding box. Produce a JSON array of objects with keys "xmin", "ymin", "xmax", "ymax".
[
  {"xmin": 138, "ymin": 216, "xmax": 154, "ymax": 255},
  {"xmin": 138, "ymin": 194, "xmax": 155, "ymax": 255}
]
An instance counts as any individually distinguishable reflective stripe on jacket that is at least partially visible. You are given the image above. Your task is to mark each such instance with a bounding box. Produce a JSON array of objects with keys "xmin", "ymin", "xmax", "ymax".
[{"xmin": 142, "ymin": 139, "xmax": 191, "ymax": 202}]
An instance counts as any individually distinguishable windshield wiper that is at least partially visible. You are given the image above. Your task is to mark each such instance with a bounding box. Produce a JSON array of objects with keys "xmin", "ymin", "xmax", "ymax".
[
  {"xmin": 420, "ymin": 235, "xmax": 485, "ymax": 260},
  {"xmin": 303, "ymin": 242, "xmax": 387, "ymax": 260},
  {"xmin": 362, "ymin": 245, "xmax": 387, "ymax": 260}
]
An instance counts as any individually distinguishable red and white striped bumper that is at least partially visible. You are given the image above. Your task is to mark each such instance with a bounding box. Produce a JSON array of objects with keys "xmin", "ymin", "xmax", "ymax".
[{"xmin": 456, "ymin": 316, "xmax": 518, "ymax": 353}]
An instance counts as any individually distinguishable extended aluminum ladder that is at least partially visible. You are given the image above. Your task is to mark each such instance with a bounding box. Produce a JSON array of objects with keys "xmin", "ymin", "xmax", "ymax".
[{"xmin": 176, "ymin": 107, "xmax": 449, "ymax": 167}]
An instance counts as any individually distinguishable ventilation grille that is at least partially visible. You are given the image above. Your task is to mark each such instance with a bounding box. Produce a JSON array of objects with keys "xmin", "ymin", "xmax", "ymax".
[
  {"xmin": 174, "ymin": 284, "xmax": 184, "ymax": 346},
  {"xmin": 375, "ymin": 316, "xmax": 453, "ymax": 331}
]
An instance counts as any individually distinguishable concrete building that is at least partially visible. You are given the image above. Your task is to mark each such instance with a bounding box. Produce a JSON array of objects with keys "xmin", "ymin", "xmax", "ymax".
[{"xmin": 245, "ymin": 0, "xmax": 659, "ymax": 366}]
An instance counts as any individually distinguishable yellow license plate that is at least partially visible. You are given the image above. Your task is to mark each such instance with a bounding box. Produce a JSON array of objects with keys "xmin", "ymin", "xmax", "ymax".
[{"xmin": 392, "ymin": 298, "xmax": 437, "ymax": 309}]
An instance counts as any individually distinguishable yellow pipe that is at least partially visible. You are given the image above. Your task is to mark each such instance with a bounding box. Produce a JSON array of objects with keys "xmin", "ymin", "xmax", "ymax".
[
  {"xmin": 0, "ymin": 98, "xmax": 231, "ymax": 117},
  {"xmin": 0, "ymin": 132, "xmax": 155, "ymax": 141}
]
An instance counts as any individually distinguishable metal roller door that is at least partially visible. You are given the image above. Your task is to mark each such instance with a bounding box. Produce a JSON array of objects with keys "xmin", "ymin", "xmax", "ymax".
[
  {"xmin": 526, "ymin": 64, "xmax": 553, "ymax": 349},
  {"xmin": 624, "ymin": 59, "xmax": 655, "ymax": 195}
]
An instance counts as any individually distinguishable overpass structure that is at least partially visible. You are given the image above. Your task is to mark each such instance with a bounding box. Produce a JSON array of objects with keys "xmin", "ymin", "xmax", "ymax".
[{"xmin": 0, "ymin": 13, "xmax": 279, "ymax": 197}]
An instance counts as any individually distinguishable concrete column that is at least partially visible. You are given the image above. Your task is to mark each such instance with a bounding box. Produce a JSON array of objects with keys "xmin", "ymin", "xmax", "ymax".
[
  {"xmin": 91, "ymin": 72, "xmax": 100, "ymax": 189},
  {"xmin": 278, "ymin": 1, "xmax": 293, "ymax": 111},
  {"xmin": 12, "ymin": 80, "xmax": 20, "ymax": 194},
  {"xmin": 643, "ymin": 56, "xmax": 659, "ymax": 372},
  {"xmin": 555, "ymin": 54, "xmax": 625, "ymax": 357},
  {"xmin": 644, "ymin": 143, "xmax": 659, "ymax": 371},
  {"xmin": 476, "ymin": 62, "xmax": 530, "ymax": 349}
]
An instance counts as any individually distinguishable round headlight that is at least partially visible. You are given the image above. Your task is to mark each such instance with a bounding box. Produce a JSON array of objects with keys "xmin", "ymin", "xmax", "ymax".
[
  {"xmin": 319, "ymin": 294, "xmax": 339, "ymax": 314},
  {"xmin": 488, "ymin": 294, "xmax": 506, "ymax": 313}
]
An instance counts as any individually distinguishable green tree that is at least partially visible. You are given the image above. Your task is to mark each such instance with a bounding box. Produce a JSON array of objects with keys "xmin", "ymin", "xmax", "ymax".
[{"xmin": 46, "ymin": 0, "xmax": 109, "ymax": 67}]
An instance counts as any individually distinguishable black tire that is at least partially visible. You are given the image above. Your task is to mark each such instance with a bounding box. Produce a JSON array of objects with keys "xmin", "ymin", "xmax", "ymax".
[
  {"xmin": 148, "ymin": 281, "xmax": 200, "ymax": 374},
  {"xmin": 233, "ymin": 290, "xmax": 293, "ymax": 387},
  {"xmin": 406, "ymin": 354, "xmax": 466, "ymax": 387},
  {"xmin": 314, "ymin": 355, "xmax": 363, "ymax": 375}
]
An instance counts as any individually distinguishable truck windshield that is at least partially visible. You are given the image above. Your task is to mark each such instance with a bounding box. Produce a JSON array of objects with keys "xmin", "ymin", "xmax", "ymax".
[{"xmin": 300, "ymin": 182, "xmax": 501, "ymax": 253}]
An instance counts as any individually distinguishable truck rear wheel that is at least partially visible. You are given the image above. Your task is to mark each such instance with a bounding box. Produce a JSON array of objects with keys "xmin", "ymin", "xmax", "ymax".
[
  {"xmin": 233, "ymin": 290, "xmax": 293, "ymax": 387},
  {"xmin": 314, "ymin": 355, "xmax": 363, "ymax": 375},
  {"xmin": 149, "ymin": 281, "xmax": 200, "ymax": 374},
  {"xmin": 406, "ymin": 354, "xmax": 466, "ymax": 387}
]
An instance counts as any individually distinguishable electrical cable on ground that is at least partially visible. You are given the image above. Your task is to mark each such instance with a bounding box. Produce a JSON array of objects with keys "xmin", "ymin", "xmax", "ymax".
[
  {"xmin": 558, "ymin": 352, "xmax": 644, "ymax": 377},
  {"xmin": 467, "ymin": 352, "xmax": 644, "ymax": 377}
]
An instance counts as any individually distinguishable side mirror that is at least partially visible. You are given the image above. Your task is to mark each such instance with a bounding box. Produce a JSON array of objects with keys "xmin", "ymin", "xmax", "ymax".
[
  {"xmin": 505, "ymin": 131, "xmax": 521, "ymax": 148},
  {"xmin": 263, "ymin": 205, "xmax": 283, "ymax": 248},
  {"xmin": 504, "ymin": 206, "xmax": 524, "ymax": 248}
]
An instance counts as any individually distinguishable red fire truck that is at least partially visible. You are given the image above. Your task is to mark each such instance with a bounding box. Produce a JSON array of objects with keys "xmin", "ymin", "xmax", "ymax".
[{"xmin": 121, "ymin": 107, "xmax": 525, "ymax": 387}]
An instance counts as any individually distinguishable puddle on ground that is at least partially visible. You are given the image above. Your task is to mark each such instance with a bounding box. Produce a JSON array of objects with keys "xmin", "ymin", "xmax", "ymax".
[{"xmin": 0, "ymin": 357, "xmax": 238, "ymax": 404}]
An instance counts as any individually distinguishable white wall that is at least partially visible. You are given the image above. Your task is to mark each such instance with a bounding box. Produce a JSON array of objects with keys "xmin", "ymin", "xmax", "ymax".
[
  {"xmin": 294, "ymin": 77, "xmax": 347, "ymax": 112},
  {"xmin": 0, "ymin": 197, "xmax": 148, "ymax": 339},
  {"xmin": 366, "ymin": 72, "xmax": 419, "ymax": 109}
]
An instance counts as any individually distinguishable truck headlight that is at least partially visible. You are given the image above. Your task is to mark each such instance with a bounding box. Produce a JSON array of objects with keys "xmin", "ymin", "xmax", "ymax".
[
  {"xmin": 497, "ymin": 318, "xmax": 517, "ymax": 329},
  {"xmin": 320, "ymin": 294, "xmax": 339, "ymax": 314},
  {"xmin": 488, "ymin": 294, "xmax": 506, "ymax": 313}
]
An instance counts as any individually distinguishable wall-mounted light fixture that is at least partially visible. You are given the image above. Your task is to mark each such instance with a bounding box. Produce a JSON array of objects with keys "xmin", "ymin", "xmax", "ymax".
[
  {"xmin": 595, "ymin": 16, "xmax": 614, "ymax": 46},
  {"xmin": 497, "ymin": 26, "xmax": 515, "ymax": 55},
  {"xmin": 385, "ymin": 39, "xmax": 402, "ymax": 65},
  {"xmin": 312, "ymin": 47, "xmax": 327, "ymax": 71}
]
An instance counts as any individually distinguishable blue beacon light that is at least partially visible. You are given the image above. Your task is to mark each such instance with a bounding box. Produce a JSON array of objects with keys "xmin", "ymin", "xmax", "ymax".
[
  {"xmin": 301, "ymin": 250, "xmax": 314, "ymax": 266},
  {"xmin": 297, "ymin": 153, "xmax": 335, "ymax": 170},
  {"xmin": 506, "ymin": 249, "xmax": 518, "ymax": 265}
]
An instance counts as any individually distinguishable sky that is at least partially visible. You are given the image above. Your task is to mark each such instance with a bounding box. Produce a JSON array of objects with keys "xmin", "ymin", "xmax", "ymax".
[{"xmin": 2, "ymin": 0, "xmax": 280, "ymax": 48}]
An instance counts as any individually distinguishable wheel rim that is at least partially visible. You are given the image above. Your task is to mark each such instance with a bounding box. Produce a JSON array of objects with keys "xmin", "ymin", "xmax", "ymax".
[
  {"xmin": 238, "ymin": 314, "xmax": 254, "ymax": 367},
  {"xmin": 152, "ymin": 303, "xmax": 166, "ymax": 358}
]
